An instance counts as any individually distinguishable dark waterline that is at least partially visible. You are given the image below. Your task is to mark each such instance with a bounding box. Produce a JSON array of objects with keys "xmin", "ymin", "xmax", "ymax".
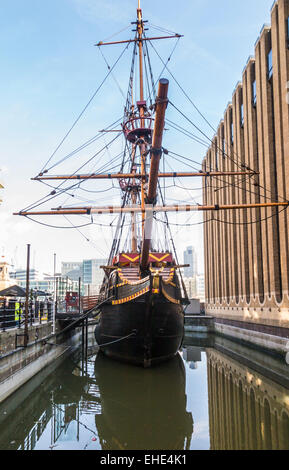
[{"xmin": 0, "ymin": 334, "xmax": 288, "ymax": 450}]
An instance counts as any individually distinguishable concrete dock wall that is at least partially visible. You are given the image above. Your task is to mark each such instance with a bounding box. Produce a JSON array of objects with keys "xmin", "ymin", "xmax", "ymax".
[
  {"xmin": 0, "ymin": 320, "xmax": 98, "ymax": 404},
  {"xmin": 184, "ymin": 315, "xmax": 289, "ymax": 357}
]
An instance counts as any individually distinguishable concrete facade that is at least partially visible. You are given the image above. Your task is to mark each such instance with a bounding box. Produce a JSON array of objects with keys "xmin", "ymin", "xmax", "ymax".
[{"xmin": 202, "ymin": 1, "xmax": 289, "ymax": 340}]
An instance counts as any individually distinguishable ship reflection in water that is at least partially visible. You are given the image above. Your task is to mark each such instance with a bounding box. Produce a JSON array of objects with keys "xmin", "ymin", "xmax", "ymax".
[
  {"xmin": 0, "ymin": 335, "xmax": 288, "ymax": 450},
  {"xmin": 94, "ymin": 354, "xmax": 193, "ymax": 450}
]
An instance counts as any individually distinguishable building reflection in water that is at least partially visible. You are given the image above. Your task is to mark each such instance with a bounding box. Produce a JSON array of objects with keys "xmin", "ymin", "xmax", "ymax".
[
  {"xmin": 182, "ymin": 346, "xmax": 202, "ymax": 370},
  {"xmin": 207, "ymin": 346, "xmax": 289, "ymax": 450}
]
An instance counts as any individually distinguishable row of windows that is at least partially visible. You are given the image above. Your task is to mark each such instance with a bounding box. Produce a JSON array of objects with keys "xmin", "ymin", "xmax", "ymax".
[
  {"xmin": 211, "ymin": 18, "xmax": 289, "ymax": 159},
  {"xmin": 229, "ymin": 43, "xmax": 273, "ymax": 144}
]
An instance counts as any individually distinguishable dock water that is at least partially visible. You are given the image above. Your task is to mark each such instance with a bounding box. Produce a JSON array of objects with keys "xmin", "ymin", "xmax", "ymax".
[{"xmin": 0, "ymin": 330, "xmax": 287, "ymax": 450}]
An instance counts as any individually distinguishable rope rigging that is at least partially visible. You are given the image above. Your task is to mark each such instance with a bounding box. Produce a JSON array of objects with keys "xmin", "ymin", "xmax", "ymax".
[
  {"xmin": 22, "ymin": 133, "xmax": 122, "ymax": 213},
  {"xmin": 44, "ymin": 117, "xmax": 123, "ymax": 173},
  {"xmin": 146, "ymin": 38, "xmax": 289, "ymax": 207},
  {"xmin": 154, "ymin": 204, "xmax": 288, "ymax": 227},
  {"xmin": 39, "ymin": 42, "xmax": 131, "ymax": 175},
  {"xmin": 17, "ymin": 10, "xmax": 288, "ymax": 247}
]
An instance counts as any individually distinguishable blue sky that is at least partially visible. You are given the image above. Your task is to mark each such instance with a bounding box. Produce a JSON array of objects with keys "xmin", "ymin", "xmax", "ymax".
[{"xmin": 0, "ymin": 0, "xmax": 274, "ymax": 273}]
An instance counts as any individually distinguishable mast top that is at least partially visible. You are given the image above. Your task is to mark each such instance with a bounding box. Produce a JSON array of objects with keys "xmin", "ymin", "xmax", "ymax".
[{"xmin": 137, "ymin": 0, "xmax": 142, "ymax": 23}]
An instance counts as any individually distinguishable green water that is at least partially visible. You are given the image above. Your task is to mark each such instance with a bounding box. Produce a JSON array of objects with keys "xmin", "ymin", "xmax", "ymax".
[{"xmin": 0, "ymin": 334, "xmax": 288, "ymax": 450}]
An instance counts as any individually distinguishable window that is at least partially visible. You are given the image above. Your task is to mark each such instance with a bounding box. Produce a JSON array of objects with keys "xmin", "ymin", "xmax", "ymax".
[
  {"xmin": 240, "ymin": 103, "xmax": 244, "ymax": 128},
  {"xmin": 287, "ymin": 16, "xmax": 289, "ymax": 49},
  {"xmin": 267, "ymin": 49, "xmax": 273, "ymax": 80},
  {"xmin": 230, "ymin": 110, "xmax": 234, "ymax": 145},
  {"xmin": 222, "ymin": 127, "xmax": 225, "ymax": 158},
  {"xmin": 252, "ymin": 80, "xmax": 257, "ymax": 107},
  {"xmin": 215, "ymin": 140, "xmax": 219, "ymax": 170}
]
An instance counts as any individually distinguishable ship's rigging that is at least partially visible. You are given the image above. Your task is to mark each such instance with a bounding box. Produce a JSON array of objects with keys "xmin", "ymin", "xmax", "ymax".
[{"xmin": 15, "ymin": 0, "xmax": 289, "ymax": 269}]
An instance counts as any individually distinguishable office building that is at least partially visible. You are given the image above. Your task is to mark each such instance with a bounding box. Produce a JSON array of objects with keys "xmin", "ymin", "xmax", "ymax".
[
  {"xmin": 61, "ymin": 262, "xmax": 82, "ymax": 282},
  {"xmin": 202, "ymin": 0, "xmax": 289, "ymax": 348},
  {"xmin": 61, "ymin": 258, "xmax": 106, "ymax": 294}
]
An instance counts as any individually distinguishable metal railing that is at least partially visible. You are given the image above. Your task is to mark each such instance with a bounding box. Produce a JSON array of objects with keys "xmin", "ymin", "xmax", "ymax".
[{"xmin": 0, "ymin": 300, "xmax": 53, "ymax": 332}]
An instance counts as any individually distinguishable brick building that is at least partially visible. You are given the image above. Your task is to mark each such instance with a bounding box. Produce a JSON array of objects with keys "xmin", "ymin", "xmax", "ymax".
[{"xmin": 202, "ymin": 0, "xmax": 289, "ymax": 352}]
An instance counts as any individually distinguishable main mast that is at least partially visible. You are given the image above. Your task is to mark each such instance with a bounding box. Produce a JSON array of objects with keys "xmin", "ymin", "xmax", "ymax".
[
  {"xmin": 141, "ymin": 79, "xmax": 169, "ymax": 270},
  {"xmin": 137, "ymin": 1, "xmax": 147, "ymax": 253},
  {"xmin": 134, "ymin": 1, "xmax": 171, "ymax": 271}
]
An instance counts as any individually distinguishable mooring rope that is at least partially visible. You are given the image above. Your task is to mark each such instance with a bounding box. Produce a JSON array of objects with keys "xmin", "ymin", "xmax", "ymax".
[{"xmin": 97, "ymin": 331, "xmax": 136, "ymax": 348}]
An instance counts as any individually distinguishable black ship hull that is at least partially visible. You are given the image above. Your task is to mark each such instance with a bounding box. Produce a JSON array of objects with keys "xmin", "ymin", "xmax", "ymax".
[{"xmin": 95, "ymin": 296, "xmax": 184, "ymax": 368}]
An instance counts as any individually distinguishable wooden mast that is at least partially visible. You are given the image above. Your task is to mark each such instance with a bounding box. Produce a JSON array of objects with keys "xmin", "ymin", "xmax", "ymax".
[
  {"xmin": 137, "ymin": 2, "xmax": 147, "ymax": 243},
  {"xmin": 141, "ymin": 78, "xmax": 169, "ymax": 270},
  {"xmin": 130, "ymin": 144, "xmax": 138, "ymax": 252}
]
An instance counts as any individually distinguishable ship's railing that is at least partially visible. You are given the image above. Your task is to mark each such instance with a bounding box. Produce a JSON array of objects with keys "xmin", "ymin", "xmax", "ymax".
[
  {"xmin": 122, "ymin": 117, "xmax": 154, "ymax": 143},
  {"xmin": 82, "ymin": 295, "xmax": 100, "ymax": 312}
]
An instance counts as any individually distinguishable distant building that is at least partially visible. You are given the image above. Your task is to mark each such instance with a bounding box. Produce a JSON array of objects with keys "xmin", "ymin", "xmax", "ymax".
[
  {"xmin": 0, "ymin": 258, "xmax": 14, "ymax": 291},
  {"xmin": 183, "ymin": 274, "xmax": 205, "ymax": 303},
  {"xmin": 83, "ymin": 259, "xmax": 106, "ymax": 294},
  {"xmin": 82, "ymin": 259, "xmax": 105, "ymax": 284},
  {"xmin": 10, "ymin": 268, "xmax": 43, "ymax": 281},
  {"xmin": 61, "ymin": 258, "xmax": 106, "ymax": 295},
  {"xmin": 16, "ymin": 275, "xmax": 80, "ymax": 300},
  {"xmin": 183, "ymin": 246, "xmax": 198, "ymax": 278},
  {"xmin": 183, "ymin": 277, "xmax": 197, "ymax": 299},
  {"xmin": 196, "ymin": 274, "xmax": 205, "ymax": 303},
  {"xmin": 61, "ymin": 262, "xmax": 82, "ymax": 282},
  {"xmin": 16, "ymin": 279, "xmax": 53, "ymax": 295}
]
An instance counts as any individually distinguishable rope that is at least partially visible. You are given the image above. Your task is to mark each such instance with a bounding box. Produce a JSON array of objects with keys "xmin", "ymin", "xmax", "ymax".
[
  {"xmin": 97, "ymin": 331, "xmax": 136, "ymax": 348},
  {"xmin": 50, "ymin": 297, "xmax": 113, "ymax": 340},
  {"xmin": 46, "ymin": 117, "xmax": 123, "ymax": 172},
  {"xmin": 168, "ymin": 100, "xmax": 289, "ymax": 205},
  {"xmin": 148, "ymin": 39, "xmax": 217, "ymax": 135},
  {"xmin": 40, "ymin": 43, "xmax": 130, "ymax": 174},
  {"xmin": 98, "ymin": 46, "xmax": 126, "ymax": 100},
  {"xmin": 21, "ymin": 134, "xmax": 122, "ymax": 212},
  {"xmin": 154, "ymin": 204, "xmax": 288, "ymax": 227},
  {"xmin": 157, "ymin": 182, "xmax": 189, "ymax": 300}
]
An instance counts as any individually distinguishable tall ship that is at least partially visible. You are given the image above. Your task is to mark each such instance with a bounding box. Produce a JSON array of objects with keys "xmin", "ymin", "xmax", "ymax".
[{"xmin": 15, "ymin": 1, "xmax": 288, "ymax": 367}]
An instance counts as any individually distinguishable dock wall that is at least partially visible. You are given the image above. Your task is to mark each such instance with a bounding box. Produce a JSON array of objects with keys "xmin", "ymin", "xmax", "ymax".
[
  {"xmin": 0, "ymin": 321, "xmax": 98, "ymax": 404},
  {"xmin": 184, "ymin": 315, "xmax": 289, "ymax": 356}
]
